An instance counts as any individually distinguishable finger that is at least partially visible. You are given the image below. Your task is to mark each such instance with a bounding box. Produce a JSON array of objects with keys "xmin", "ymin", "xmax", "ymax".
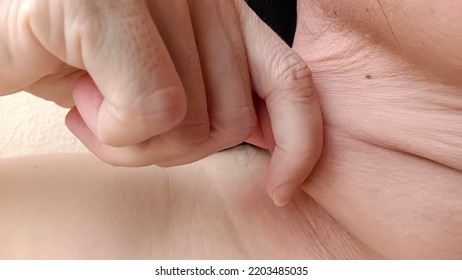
[
  {"xmin": 66, "ymin": 100, "xmax": 224, "ymax": 167},
  {"xmin": 65, "ymin": 74, "xmax": 221, "ymax": 167},
  {"xmin": 65, "ymin": 74, "xmax": 249, "ymax": 167},
  {"xmin": 27, "ymin": 0, "xmax": 187, "ymax": 147},
  {"xmin": 0, "ymin": 0, "xmax": 65, "ymax": 96},
  {"xmin": 145, "ymin": 0, "xmax": 210, "ymax": 145},
  {"xmin": 65, "ymin": 72, "xmax": 211, "ymax": 166},
  {"xmin": 236, "ymin": 2, "xmax": 324, "ymax": 206},
  {"xmin": 187, "ymin": 0, "xmax": 256, "ymax": 149}
]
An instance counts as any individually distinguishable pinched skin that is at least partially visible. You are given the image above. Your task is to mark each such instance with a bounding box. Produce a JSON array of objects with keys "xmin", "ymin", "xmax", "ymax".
[{"xmin": 295, "ymin": 0, "xmax": 462, "ymax": 259}]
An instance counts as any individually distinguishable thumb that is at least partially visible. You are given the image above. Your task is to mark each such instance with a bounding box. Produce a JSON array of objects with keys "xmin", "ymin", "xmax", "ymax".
[
  {"xmin": 237, "ymin": 2, "xmax": 323, "ymax": 206},
  {"xmin": 26, "ymin": 0, "xmax": 187, "ymax": 147}
]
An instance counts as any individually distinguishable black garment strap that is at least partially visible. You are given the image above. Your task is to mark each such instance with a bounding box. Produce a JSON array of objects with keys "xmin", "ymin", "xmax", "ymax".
[{"xmin": 245, "ymin": 0, "xmax": 297, "ymax": 46}]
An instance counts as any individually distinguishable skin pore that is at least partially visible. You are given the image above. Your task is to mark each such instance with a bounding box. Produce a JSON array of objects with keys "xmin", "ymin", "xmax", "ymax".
[{"xmin": 1, "ymin": 0, "xmax": 461, "ymax": 259}]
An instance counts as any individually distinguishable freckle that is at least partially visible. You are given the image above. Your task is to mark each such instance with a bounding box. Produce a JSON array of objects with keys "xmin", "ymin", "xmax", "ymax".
[
  {"xmin": 333, "ymin": 11, "xmax": 337, "ymax": 16},
  {"xmin": 366, "ymin": 8, "xmax": 370, "ymax": 13},
  {"xmin": 33, "ymin": 165, "xmax": 37, "ymax": 168},
  {"xmin": 365, "ymin": 74, "xmax": 372, "ymax": 79}
]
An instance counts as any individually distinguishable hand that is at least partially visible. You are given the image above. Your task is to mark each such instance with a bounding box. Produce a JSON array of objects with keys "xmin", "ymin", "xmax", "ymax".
[
  {"xmin": 0, "ymin": 0, "xmax": 322, "ymax": 206},
  {"xmin": 1, "ymin": 0, "xmax": 251, "ymax": 162}
]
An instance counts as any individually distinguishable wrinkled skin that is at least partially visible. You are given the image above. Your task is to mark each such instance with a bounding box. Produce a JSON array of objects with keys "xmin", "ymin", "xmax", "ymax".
[{"xmin": 294, "ymin": 0, "xmax": 462, "ymax": 258}]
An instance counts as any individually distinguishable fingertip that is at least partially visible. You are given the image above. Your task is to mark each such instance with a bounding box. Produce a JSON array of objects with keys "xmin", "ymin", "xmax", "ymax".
[
  {"xmin": 64, "ymin": 106, "xmax": 78, "ymax": 128},
  {"xmin": 266, "ymin": 155, "xmax": 304, "ymax": 207},
  {"xmin": 272, "ymin": 183, "xmax": 297, "ymax": 207},
  {"xmin": 66, "ymin": 106, "xmax": 104, "ymax": 159},
  {"xmin": 65, "ymin": 106, "xmax": 87, "ymax": 141},
  {"xmin": 265, "ymin": 141, "xmax": 321, "ymax": 208}
]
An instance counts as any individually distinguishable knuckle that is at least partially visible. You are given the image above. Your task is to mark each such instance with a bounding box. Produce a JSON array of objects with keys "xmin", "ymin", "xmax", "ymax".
[
  {"xmin": 100, "ymin": 85, "xmax": 187, "ymax": 144},
  {"xmin": 266, "ymin": 53, "xmax": 317, "ymax": 107},
  {"xmin": 132, "ymin": 85, "xmax": 187, "ymax": 125},
  {"xmin": 276, "ymin": 52, "xmax": 314, "ymax": 93}
]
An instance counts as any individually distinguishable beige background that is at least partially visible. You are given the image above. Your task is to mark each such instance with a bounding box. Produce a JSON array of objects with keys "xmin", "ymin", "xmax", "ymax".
[{"xmin": 0, "ymin": 92, "xmax": 87, "ymax": 157}]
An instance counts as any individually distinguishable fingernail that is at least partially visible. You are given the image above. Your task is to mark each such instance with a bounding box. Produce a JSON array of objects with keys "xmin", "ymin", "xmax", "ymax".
[{"xmin": 272, "ymin": 184, "xmax": 295, "ymax": 207}]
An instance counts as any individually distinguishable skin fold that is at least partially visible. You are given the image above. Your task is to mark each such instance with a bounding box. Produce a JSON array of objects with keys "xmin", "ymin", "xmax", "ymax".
[
  {"xmin": 0, "ymin": 0, "xmax": 461, "ymax": 259},
  {"xmin": 295, "ymin": 0, "xmax": 462, "ymax": 259}
]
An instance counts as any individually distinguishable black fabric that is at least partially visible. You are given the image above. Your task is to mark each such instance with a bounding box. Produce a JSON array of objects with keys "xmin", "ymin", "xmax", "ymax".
[{"xmin": 245, "ymin": 0, "xmax": 297, "ymax": 46}]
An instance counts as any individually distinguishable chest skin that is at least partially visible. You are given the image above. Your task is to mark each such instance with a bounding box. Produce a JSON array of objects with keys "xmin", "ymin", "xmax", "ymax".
[{"xmin": 293, "ymin": 0, "xmax": 462, "ymax": 259}]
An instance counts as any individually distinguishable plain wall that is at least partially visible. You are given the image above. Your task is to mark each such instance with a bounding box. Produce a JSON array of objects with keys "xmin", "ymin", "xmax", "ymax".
[{"xmin": 0, "ymin": 92, "xmax": 87, "ymax": 157}]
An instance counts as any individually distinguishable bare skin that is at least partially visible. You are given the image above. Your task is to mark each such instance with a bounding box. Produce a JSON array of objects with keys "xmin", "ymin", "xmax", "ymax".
[
  {"xmin": 0, "ymin": 0, "xmax": 461, "ymax": 259},
  {"xmin": 0, "ymin": 148, "xmax": 378, "ymax": 259},
  {"xmin": 294, "ymin": 0, "xmax": 462, "ymax": 259}
]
